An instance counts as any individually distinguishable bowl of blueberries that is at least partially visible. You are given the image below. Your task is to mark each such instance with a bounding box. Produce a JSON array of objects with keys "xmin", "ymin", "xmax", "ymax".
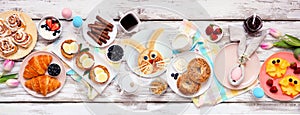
[{"xmin": 105, "ymin": 44, "xmax": 124, "ymax": 63}]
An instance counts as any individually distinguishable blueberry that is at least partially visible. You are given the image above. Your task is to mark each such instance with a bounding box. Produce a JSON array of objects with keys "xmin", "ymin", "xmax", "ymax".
[
  {"xmin": 171, "ymin": 73, "xmax": 174, "ymax": 77},
  {"xmin": 175, "ymin": 73, "xmax": 179, "ymax": 77},
  {"xmin": 48, "ymin": 63, "xmax": 61, "ymax": 76},
  {"xmin": 174, "ymin": 76, "xmax": 178, "ymax": 80},
  {"xmin": 53, "ymin": 33, "xmax": 56, "ymax": 36}
]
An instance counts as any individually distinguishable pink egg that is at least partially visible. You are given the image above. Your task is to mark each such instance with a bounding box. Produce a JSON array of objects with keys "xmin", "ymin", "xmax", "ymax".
[{"xmin": 62, "ymin": 8, "xmax": 72, "ymax": 19}]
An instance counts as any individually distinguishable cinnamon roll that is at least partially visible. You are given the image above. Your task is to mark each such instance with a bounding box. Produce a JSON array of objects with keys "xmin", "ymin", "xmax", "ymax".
[
  {"xmin": 6, "ymin": 14, "xmax": 25, "ymax": 32},
  {"xmin": 11, "ymin": 29, "xmax": 32, "ymax": 48},
  {"xmin": 0, "ymin": 19, "xmax": 12, "ymax": 37},
  {"xmin": 0, "ymin": 37, "xmax": 18, "ymax": 56}
]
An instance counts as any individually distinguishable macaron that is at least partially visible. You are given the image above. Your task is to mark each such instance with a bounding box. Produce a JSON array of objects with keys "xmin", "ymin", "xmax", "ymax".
[
  {"xmin": 252, "ymin": 87, "xmax": 264, "ymax": 98},
  {"xmin": 73, "ymin": 16, "xmax": 83, "ymax": 28},
  {"xmin": 62, "ymin": 8, "xmax": 72, "ymax": 19}
]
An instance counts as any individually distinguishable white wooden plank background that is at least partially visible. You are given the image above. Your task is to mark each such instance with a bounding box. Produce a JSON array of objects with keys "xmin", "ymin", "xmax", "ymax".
[{"xmin": 1, "ymin": 0, "xmax": 300, "ymax": 114}]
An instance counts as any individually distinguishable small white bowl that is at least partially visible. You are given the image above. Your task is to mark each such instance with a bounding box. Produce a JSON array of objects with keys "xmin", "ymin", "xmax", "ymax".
[
  {"xmin": 171, "ymin": 33, "xmax": 192, "ymax": 52},
  {"xmin": 205, "ymin": 24, "xmax": 223, "ymax": 43},
  {"xmin": 149, "ymin": 78, "xmax": 168, "ymax": 96},
  {"xmin": 105, "ymin": 44, "xmax": 124, "ymax": 64},
  {"xmin": 38, "ymin": 15, "xmax": 62, "ymax": 40},
  {"xmin": 118, "ymin": 11, "xmax": 141, "ymax": 33}
]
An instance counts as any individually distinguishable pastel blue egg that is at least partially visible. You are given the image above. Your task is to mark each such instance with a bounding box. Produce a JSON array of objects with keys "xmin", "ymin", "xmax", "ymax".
[
  {"xmin": 253, "ymin": 87, "xmax": 264, "ymax": 98},
  {"xmin": 73, "ymin": 16, "xmax": 83, "ymax": 28}
]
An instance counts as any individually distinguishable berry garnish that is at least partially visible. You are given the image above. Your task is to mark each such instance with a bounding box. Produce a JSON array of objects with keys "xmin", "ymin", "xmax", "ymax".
[
  {"xmin": 171, "ymin": 73, "xmax": 179, "ymax": 80},
  {"xmin": 290, "ymin": 62, "xmax": 297, "ymax": 70},
  {"xmin": 270, "ymin": 86, "xmax": 278, "ymax": 93},
  {"xmin": 51, "ymin": 23, "xmax": 60, "ymax": 31},
  {"xmin": 266, "ymin": 79, "xmax": 273, "ymax": 87},
  {"xmin": 213, "ymin": 28, "xmax": 222, "ymax": 35},
  {"xmin": 48, "ymin": 63, "xmax": 61, "ymax": 76},
  {"xmin": 294, "ymin": 67, "xmax": 300, "ymax": 74},
  {"xmin": 171, "ymin": 73, "xmax": 174, "ymax": 77},
  {"xmin": 46, "ymin": 18, "xmax": 53, "ymax": 28},
  {"xmin": 205, "ymin": 26, "xmax": 213, "ymax": 35},
  {"xmin": 210, "ymin": 34, "xmax": 218, "ymax": 40}
]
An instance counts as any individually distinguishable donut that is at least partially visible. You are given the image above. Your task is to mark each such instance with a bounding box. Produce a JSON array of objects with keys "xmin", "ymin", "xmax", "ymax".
[
  {"xmin": 187, "ymin": 58, "xmax": 211, "ymax": 84},
  {"xmin": 177, "ymin": 73, "xmax": 201, "ymax": 95}
]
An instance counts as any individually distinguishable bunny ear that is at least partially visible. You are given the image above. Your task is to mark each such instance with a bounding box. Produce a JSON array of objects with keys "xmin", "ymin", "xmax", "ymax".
[
  {"xmin": 121, "ymin": 39, "xmax": 146, "ymax": 53},
  {"xmin": 147, "ymin": 28, "xmax": 164, "ymax": 49}
]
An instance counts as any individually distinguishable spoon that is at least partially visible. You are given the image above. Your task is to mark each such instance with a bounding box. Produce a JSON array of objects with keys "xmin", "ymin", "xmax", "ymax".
[
  {"xmin": 229, "ymin": 64, "xmax": 245, "ymax": 86},
  {"xmin": 252, "ymin": 13, "xmax": 256, "ymax": 25}
]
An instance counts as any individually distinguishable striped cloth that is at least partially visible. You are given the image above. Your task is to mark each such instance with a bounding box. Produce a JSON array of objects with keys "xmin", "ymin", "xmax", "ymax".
[{"xmin": 179, "ymin": 20, "xmax": 258, "ymax": 107}]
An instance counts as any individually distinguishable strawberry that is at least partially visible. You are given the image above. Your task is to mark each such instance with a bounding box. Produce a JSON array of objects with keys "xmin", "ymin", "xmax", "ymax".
[
  {"xmin": 266, "ymin": 79, "xmax": 273, "ymax": 87},
  {"xmin": 210, "ymin": 34, "xmax": 218, "ymax": 40},
  {"xmin": 270, "ymin": 86, "xmax": 278, "ymax": 93},
  {"xmin": 205, "ymin": 26, "xmax": 213, "ymax": 35},
  {"xmin": 46, "ymin": 18, "xmax": 53, "ymax": 28},
  {"xmin": 290, "ymin": 62, "xmax": 297, "ymax": 70},
  {"xmin": 294, "ymin": 67, "xmax": 300, "ymax": 74},
  {"xmin": 213, "ymin": 28, "xmax": 222, "ymax": 35},
  {"xmin": 50, "ymin": 23, "xmax": 60, "ymax": 31}
]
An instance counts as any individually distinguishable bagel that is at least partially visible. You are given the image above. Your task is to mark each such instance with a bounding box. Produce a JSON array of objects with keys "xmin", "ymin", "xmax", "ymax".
[
  {"xmin": 187, "ymin": 58, "xmax": 211, "ymax": 84},
  {"xmin": 177, "ymin": 73, "xmax": 201, "ymax": 95}
]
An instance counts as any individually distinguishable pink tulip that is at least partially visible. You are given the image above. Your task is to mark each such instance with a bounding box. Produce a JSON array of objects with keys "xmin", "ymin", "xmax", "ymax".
[
  {"xmin": 260, "ymin": 42, "xmax": 273, "ymax": 50},
  {"xmin": 269, "ymin": 28, "xmax": 282, "ymax": 39},
  {"xmin": 3, "ymin": 60, "xmax": 14, "ymax": 72},
  {"xmin": 6, "ymin": 79, "xmax": 19, "ymax": 88}
]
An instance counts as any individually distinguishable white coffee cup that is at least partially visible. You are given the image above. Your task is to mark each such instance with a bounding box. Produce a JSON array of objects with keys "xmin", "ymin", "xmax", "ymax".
[
  {"xmin": 118, "ymin": 11, "xmax": 141, "ymax": 33},
  {"xmin": 118, "ymin": 74, "xmax": 139, "ymax": 95},
  {"xmin": 171, "ymin": 33, "xmax": 192, "ymax": 52}
]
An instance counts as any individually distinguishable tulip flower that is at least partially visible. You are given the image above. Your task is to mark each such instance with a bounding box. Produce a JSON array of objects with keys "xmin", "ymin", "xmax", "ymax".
[
  {"xmin": 6, "ymin": 79, "xmax": 19, "ymax": 88},
  {"xmin": 260, "ymin": 42, "xmax": 273, "ymax": 50},
  {"xmin": 3, "ymin": 60, "xmax": 14, "ymax": 72},
  {"xmin": 269, "ymin": 28, "xmax": 282, "ymax": 39}
]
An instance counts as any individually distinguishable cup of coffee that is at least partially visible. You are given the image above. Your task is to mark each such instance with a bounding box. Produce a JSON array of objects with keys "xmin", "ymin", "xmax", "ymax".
[
  {"xmin": 117, "ymin": 74, "xmax": 139, "ymax": 95},
  {"xmin": 119, "ymin": 11, "xmax": 141, "ymax": 33},
  {"xmin": 243, "ymin": 14, "xmax": 263, "ymax": 33}
]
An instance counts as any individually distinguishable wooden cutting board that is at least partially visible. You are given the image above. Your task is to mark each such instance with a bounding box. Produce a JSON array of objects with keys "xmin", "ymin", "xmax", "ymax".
[{"xmin": 0, "ymin": 11, "xmax": 37, "ymax": 60}]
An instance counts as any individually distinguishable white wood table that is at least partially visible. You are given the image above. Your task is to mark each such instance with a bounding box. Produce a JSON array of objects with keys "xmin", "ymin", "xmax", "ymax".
[{"xmin": 1, "ymin": 0, "xmax": 300, "ymax": 114}]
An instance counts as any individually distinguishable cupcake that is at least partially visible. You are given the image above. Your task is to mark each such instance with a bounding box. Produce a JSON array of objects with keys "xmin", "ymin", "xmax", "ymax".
[
  {"xmin": 61, "ymin": 39, "xmax": 79, "ymax": 59},
  {"xmin": 75, "ymin": 52, "xmax": 94, "ymax": 70},
  {"xmin": 90, "ymin": 65, "xmax": 110, "ymax": 84}
]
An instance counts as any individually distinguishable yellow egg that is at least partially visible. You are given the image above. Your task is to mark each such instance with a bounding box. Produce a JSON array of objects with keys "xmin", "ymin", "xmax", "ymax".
[
  {"xmin": 79, "ymin": 54, "xmax": 89, "ymax": 63},
  {"xmin": 82, "ymin": 58, "xmax": 94, "ymax": 68},
  {"xmin": 94, "ymin": 67, "xmax": 104, "ymax": 75},
  {"xmin": 95, "ymin": 72, "xmax": 108, "ymax": 83}
]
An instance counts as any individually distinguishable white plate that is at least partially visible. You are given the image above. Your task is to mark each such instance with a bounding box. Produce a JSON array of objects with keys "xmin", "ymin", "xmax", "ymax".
[
  {"xmin": 82, "ymin": 8, "xmax": 117, "ymax": 48},
  {"xmin": 18, "ymin": 51, "xmax": 66, "ymax": 97},
  {"xmin": 124, "ymin": 29, "xmax": 174, "ymax": 78},
  {"xmin": 51, "ymin": 36, "xmax": 117, "ymax": 94},
  {"xmin": 166, "ymin": 51, "xmax": 213, "ymax": 98}
]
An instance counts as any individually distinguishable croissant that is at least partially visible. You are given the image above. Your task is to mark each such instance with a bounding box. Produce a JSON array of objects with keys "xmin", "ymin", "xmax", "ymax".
[
  {"xmin": 25, "ymin": 75, "xmax": 61, "ymax": 96},
  {"xmin": 23, "ymin": 64, "xmax": 39, "ymax": 79},
  {"xmin": 27, "ymin": 55, "xmax": 52, "ymax": 75}
]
